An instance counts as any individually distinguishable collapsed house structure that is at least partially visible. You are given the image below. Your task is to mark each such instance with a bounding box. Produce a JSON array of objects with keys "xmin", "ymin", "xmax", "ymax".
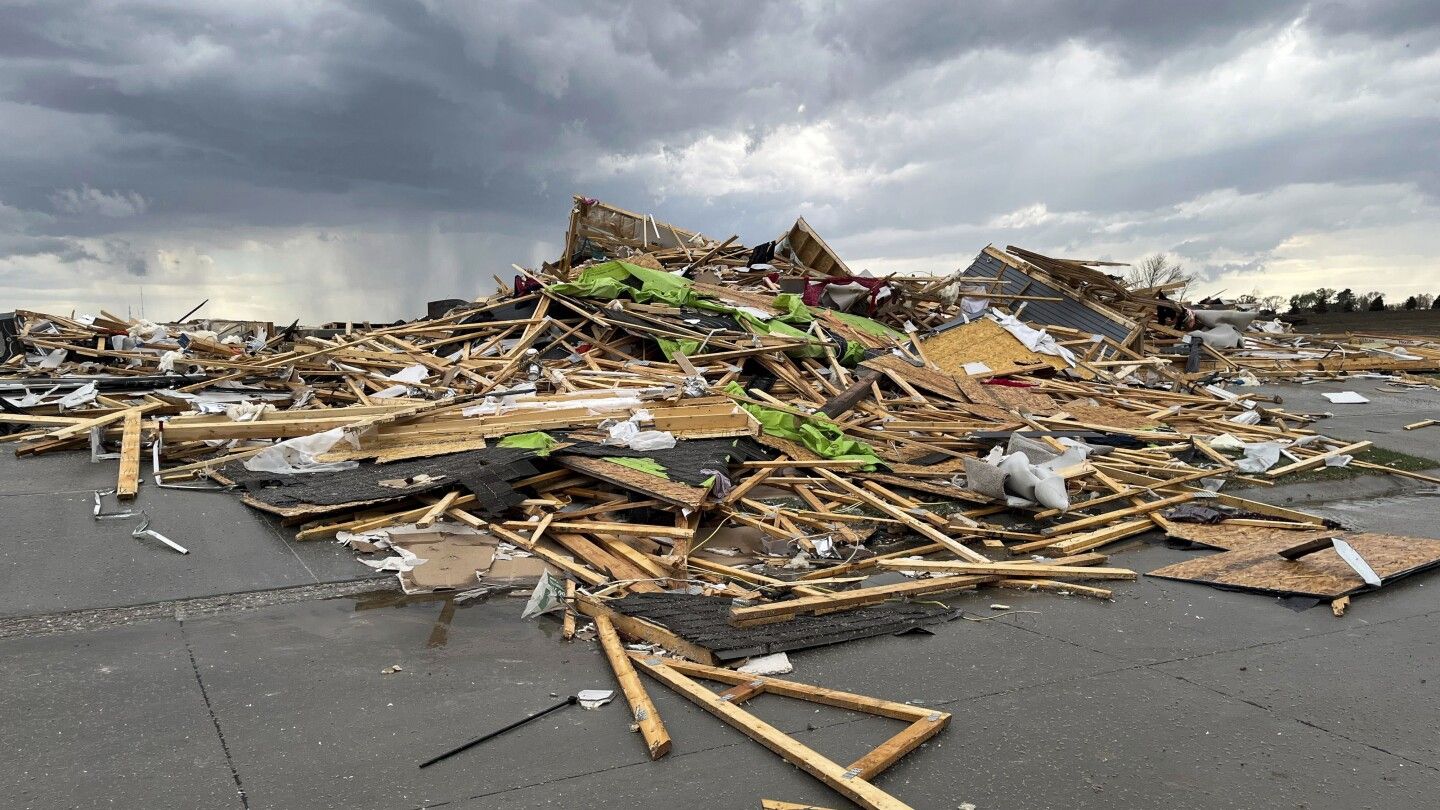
[{"xmin": 5, "ymin": 195, "xmax": 1440, "ymax": 809}]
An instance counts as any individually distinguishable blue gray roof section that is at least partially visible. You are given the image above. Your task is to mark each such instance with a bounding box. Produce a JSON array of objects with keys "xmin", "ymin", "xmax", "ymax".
[{"xmin": 957, "ymin": 250, "xmax": 1135, "ymax": 344}]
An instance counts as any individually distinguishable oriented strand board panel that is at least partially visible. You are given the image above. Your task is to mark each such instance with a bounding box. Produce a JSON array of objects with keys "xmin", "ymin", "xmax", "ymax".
[
  {"xmin": 922, "ymin": 318, "xmax": 1066, "ymax": 378},
  {"xmin": 951, "ymin": 375, "xmax": 1057, "ymax": 415},
  {"xmin": 558, "ymin": 455, "xmax": 710, "ymax": 510},
  {"xmin": 1058, "ymin": 402, "xmax": 1160, "ymax": 432},
  {"xmin": 1147, "ymin": 532, "xmax": 1440, "ymax": 598},
  {"xmin": 1165, "ymin": 523, "xmax": 1336, "ymax": 551},
  {"xmin": 861, "ymin": 354, "xmax": 967, "ymax": 399}
]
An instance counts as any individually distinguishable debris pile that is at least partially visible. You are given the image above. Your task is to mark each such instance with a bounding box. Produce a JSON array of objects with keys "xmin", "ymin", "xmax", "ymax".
[
  {"xmin": 958, "ymin": 244, "xmax": 1440, "ymax": 377},
  {"xmin": 6, "ymin": 195, "xmax": 1440, "ymax": 809}
]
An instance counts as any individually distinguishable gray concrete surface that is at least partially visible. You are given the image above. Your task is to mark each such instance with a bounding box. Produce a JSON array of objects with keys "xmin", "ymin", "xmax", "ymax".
[
  {"xmin": 2, "ymin": 380, "xmax": 1439, "ymax": 809},
  {"xmin": 0, "ymin": 450, "xmax": 376, "ymax": 617}
]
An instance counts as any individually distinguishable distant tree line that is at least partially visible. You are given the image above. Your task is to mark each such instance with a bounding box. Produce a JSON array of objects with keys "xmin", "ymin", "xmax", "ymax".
[
  {"xmin": 1122, "ymin": 256, "xmax": 1438, "ymax": 315},
  {"xmin": 1283, "ymin": 288, "xmax": 1438, "ymax": 314}
]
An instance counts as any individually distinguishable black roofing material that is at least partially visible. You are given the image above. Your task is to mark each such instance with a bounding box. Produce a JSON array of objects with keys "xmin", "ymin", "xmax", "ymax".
[
  {"xmin": 608, "ymin": 592, "xmax": 961, "ymax": 661},
  {"xmin": 553, "ymin": 436, "xmax": 770, "ymax": 487},
  {"xmin": 222, "ymin": 446, "xmax": 537, "ymax": 509}
]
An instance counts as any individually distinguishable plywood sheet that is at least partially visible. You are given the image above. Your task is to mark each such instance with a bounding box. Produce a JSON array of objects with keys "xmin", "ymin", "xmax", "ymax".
[
  {"xmin": 1057, "ymin": 402, "xmax": 1159, "ymax": 432},
  {"xmin": 922, "ymin": 318, "xmax": 1067, "ymax": 378},
  {"xmin": 559, "ymin": 455, "xmax": 710, "ymax": 510},
  {"xmin": 1165, "ymin": 523, "xmax": 1335, "ymax": 551},
  {"xmin": 1147, "ymin": 532, "xmax": 1440, "ymax": 598}
]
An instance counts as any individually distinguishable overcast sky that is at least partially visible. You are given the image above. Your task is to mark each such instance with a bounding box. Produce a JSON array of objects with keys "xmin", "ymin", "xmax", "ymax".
[{"xmin": 2, "ymin": 1, "xmax": 1438, "ymax": 324}]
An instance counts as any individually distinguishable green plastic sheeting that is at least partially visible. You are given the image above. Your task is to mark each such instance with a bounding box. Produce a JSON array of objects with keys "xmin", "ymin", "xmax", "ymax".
[
  {"xmin": 601, "ymin": 456, "xmax": 670, "ymax": 479},
  {"xmin": 550, "ymin": 261, "xmax": 699, "ymax": 307},
  {"xmin": 654, "ymin": 337, "xmax": 702, "ymax": 362},
  {"xmin": 771, "ymin": 293, "xmax": 815, "ymax": 324},
  {"xmin": 550, "ymin": 261, "xmax": 888, "ymax": 364},
  {"xmin": 724, "ymin": 383, "xmax": 882, "ymax": 469},
  {"xmin": 497, "ymin": 431, "xmax": 558, "ymax": 457}
]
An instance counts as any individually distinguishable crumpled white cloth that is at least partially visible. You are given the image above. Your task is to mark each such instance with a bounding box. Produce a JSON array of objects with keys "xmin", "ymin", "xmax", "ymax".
[
  {"xmin": 988, "ymin": 310, "xmax": 1077, "ymax": 367},
  {"xmin": 243, "ymin": 427, "xmax": 359, "ymax": 474}
]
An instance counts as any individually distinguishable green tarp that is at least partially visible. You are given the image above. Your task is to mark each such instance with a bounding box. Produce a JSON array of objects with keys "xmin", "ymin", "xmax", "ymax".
[
  {"xmin": 550, "ymin": 261, "xmax": 891, "ymax": 364},
  {"xmin": 725, "ymin": 383, "xmax": 882, "ymax": 469},
  {"xmin": 497, "ymin": 431, "xmax": 558, "ymax": 456},
  {"xmin": 550, "ymin": 261, "xmax": 699, "ymax": 307},
  {"xmin": 601, "ymin": 456, "xmax": 669, "ymax": 479}
]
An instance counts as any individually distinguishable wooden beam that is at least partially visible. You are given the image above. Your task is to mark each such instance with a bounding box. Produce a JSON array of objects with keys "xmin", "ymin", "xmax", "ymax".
[
  {"xmin": 728, "ymin": 575, "xmax": 992, "ymax": 627},
  {"xmin": 813, "ymin": 469, "xmax": 989, "ymax": 563},
  {"xmin": 115, "ymin": 408, "xmax": 142, "ymax": 500},
  {"xmin": 596, "ymin": 615, "xmax": 671, "ymax": 760},
  {"xmin": 875, "ymin": 560, "xmax": 1136, "ymax": 580},
  {"xmin": 1266, "ymin": 440, "xmax": 1372, "ymax": 477},
  {"xmin": 630, "ymin": 656, "xmax": 923, "ymax": 810},
  {"xmin": 576, "ymin": 594, "xmax": 716, "ymax": 665}
]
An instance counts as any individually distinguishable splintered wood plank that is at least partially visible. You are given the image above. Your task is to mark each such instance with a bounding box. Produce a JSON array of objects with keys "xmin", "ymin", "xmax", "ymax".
[
  {"xmin": 596, "ymin": 615, "xmax": 671, "ymax": 760},
  {"xmin": 1040, "ymin": 492, "xmax": 1194, "ymax": 536},
  {"xmin": 875, "ymin": 560, "xmax": 1136, "ymax": 580},
  {"xmin": 116, "ymin": 409, "xmax": 142, "ymax": 500},
  {"xmin": 727, "ymin": 575, "xmax": 992, "ymax": 627},
  {"xmin": 415, "ymin": 490, "xmax": 458, "ymax": 528},
  {"xmin": 630, "ymin": 656, "xmax": 919, "ymax": 810},
  {"xmin": 813, "ymin": 469, "xmax": 989, "ymax": 563},
  {"xmin": 846, "ymin": 716, "xmax": 949, "ymax": 780},
  {"xmin": 1266, "ymin": 440, "xmax": 1372, "ymax": 477},
  {"xmin": 575, "ymin": 594, "xmax": 717, "ymax": 665}
]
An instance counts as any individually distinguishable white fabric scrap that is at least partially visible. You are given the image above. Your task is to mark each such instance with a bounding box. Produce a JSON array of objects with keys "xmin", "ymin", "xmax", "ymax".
[
  {"xmin": 602, "ymin": 416, "xmax": 676, "ymax": 451},
  {"xmin": 386, "ymin": 364, "xmax": 429, "ymax": 384},
  {"xmin": 243, "ymin": 427, "xmax": 359, "ymax": 474},
  {"xmin": 988, "ymin": 311, "xmax": 1077, "ymax": 366},
  {"xmin": 738, "ymin": 652, "xmax": 793, "ymax": 676}
]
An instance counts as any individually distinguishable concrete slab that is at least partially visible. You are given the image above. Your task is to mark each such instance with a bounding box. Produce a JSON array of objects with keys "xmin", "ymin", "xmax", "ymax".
[
  {"xmin": 0, "ymin": 449, "xmax": 116, "ymax": 496},
  {"xmin": 0, "ymin": 484, "xmax": 371, "ymax": 618},
  {"xmin": 1156, "ymin": 611, "xmax": 1440, "ymax": 767},
  {"xmin": 0, "ymin": 621, "xmax": 240, "ymax": 810},
  {"xmin": 459, "ymin": 663, "xmax": 1440, "ymax": 810},
  {"xmin": 1256, "ymin": 378, "xmax": 1440, "ymax": 459},
  {"xmin": 938, "ymin": 540, "xmax": 1440, "ymax": 664},
  {"xmin": 178, "ymin": 596, "xmax": 727, "ymax": 809}
]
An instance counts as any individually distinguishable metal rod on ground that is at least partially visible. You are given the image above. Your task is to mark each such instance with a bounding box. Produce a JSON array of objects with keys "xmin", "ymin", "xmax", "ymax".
[{"xmin": 418, "ymin": 695, "xmax": 578, "ymax": 769}]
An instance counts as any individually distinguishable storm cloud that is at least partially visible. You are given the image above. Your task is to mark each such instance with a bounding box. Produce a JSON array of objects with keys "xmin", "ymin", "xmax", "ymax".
[{"xmin": 1, "ymin": 1, "xmax": 1437, "ymax": 322}]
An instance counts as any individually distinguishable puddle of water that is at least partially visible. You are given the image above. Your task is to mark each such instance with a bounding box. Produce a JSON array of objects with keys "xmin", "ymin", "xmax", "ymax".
[{"xmin": 1314, "ymin": 486, "xmax": 1440, "ymax": 515}]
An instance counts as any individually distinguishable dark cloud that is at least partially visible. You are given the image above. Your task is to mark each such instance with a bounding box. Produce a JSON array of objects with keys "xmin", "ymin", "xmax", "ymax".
[{"xmin": 0, "ymin": 1, "xmax": 1437, "ymax": 319}]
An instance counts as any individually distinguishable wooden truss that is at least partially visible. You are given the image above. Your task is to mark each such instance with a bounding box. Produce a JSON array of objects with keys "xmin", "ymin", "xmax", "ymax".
[{"xmin": 630, "ymin": 653, "xmax": 948, "ymax": 810}]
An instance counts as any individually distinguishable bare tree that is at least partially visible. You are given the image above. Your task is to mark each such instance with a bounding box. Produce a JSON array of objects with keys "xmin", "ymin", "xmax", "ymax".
[
  {"xmin": 1260, "ymin": 294, "xmax": 1287, "ymax": 313},
  {"xmin": 1126, "ymin": 254, "xmax": 1194, "ymax": 294}
]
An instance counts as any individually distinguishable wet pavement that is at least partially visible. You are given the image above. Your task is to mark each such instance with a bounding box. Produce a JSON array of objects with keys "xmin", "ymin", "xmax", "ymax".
[{"xmin": 2, "ymin": 379, "xmax": 1439, "ymax": 809}]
